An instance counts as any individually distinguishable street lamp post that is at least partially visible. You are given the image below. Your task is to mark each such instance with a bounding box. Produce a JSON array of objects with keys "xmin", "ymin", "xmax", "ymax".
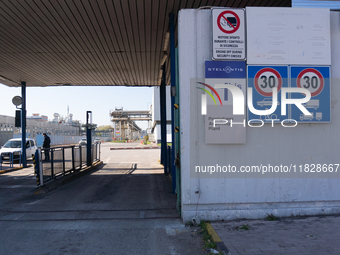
[{"xmin": 12, "ymin": 87, "xmax": 27, "ymax": 168}]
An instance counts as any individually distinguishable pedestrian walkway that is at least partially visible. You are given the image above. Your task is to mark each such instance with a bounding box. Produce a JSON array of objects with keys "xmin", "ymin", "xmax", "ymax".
[{"xmin": 211, "ymin": 215, "xmax": 340, "ymax": 255}]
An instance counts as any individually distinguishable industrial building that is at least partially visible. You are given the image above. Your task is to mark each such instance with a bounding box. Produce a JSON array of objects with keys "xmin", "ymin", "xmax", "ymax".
[
  {"xmin": 110, "ymin": 107, "xmax": 149, "ymax": 141},
  {"xmin": 0, "ymin": 114, "xmax": 81, "ymax": 147}
]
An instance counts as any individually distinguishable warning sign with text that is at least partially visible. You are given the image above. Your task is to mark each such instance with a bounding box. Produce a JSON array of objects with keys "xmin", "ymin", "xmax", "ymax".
[{"xmin": 212, "ymin": 8, "xmax": 245, "ymax": 60}]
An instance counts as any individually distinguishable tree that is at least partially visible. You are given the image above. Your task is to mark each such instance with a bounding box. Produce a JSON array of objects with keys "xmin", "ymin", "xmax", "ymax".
[{"xmin": 81, "ymin": 123, "xmax": 97, "ymax": 130}]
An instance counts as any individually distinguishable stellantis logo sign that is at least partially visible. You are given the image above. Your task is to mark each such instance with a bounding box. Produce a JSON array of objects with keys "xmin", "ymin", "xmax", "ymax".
[
  {"xmin": 207, "ymin": 66, "xmax": 244, "ymax": 74},
  {"xmin": 198, "ymin": 82, "xmax": 312, "ymax": 126}
]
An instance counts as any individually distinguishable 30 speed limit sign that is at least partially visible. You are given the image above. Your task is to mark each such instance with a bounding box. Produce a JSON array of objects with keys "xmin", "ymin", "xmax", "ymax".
[
  {"xmin": 291, "ymin": 66, "xmax": 331, "ymax": 123},
  {"xmin": 254, "ymin": 67, "xmax": 283, "ymax": 97},
  {"xmin": 296, "ymin": 68, "xmax": 324, "ymax": 97},
  {"xmin": 247, "ymin": 65, "xmax": 288, "ymax": 122}
]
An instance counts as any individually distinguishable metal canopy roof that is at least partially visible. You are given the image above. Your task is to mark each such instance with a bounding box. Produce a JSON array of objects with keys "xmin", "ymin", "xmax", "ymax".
[{"xmin": 0, "ymin": 0, "xmax": 290, "ymax": 87}]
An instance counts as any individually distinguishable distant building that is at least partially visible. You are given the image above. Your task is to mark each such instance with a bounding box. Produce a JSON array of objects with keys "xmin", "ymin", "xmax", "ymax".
[
  {"xmin": 51, "ymin": 112, "xmax": 81, "ymax": 130},
  {"xmin": 27, "ymin": 113, "xmax": 48, "ymax": 122},
  {"xmin": 0, "ymin": 114, "xmax": 81, "ymax": 147},
  {"xmin": 53, "ymin": 113, "xmax": 59, "ymax": 123}
]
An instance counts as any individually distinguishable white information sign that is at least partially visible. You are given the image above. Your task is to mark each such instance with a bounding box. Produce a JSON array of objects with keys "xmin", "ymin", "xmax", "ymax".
[
  {"xmin": 246, "ymin": 7, "xmax": 331, "ymax": 65},
  {"xmin": 212, "ymin": 8, "xmax": 245, "ymax": 60},
  {"xmin": 203, "ymin": 61, "xmax": 246, "ymax": 144}
]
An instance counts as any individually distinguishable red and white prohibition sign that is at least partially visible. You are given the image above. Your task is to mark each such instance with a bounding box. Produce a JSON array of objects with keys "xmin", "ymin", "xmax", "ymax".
[
  {"xmin": 217, "ymin": 10, "xmax": 240, "ymax": 34},
  {"xmin": 254, "ymin": 68, "xmax": 283, "ymax": 97},
  {"xmin": 296, "ymin": 68, "xmax": 324, "ymax": 97}
]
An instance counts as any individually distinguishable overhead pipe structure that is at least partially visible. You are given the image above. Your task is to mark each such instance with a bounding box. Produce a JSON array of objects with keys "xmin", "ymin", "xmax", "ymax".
[{"xmin": 110, "ymin": 108, "xmax": 149, "ymax": 140}]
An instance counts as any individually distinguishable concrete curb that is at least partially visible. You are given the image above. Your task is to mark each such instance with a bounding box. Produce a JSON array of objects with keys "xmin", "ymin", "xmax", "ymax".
[
  {"xmin": 0, "ymin": 165, "xmax": 32, "ymax": 174},
  {"xmin": 110, "ymin": 146, "xmax": 160, "ymax": 150},
  {"xmin": 206, "ymin": 223, "xmax": 231, "ymax": 255}
]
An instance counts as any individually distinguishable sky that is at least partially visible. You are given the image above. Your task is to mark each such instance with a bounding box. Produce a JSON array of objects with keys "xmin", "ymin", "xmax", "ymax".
[
  {"xmin": 0, "ymin": 84, "xmax": 154, "ymax": 130},
  {"xmin": 292, "ymin": 0, "xmax": 340, "ymax": 9}
]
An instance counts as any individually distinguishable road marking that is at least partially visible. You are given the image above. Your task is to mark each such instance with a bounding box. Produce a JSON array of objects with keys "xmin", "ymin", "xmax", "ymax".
[
  {"xmin": 13, "ymin": 174, "xmax": 35, "ymax": 179},
  {"xmin": 105, "ymin": 162, "xmax": 143, "ymax": 164},
  {"xmin": 169, "ymin": 245, "xmax": 179, "ymax": 255},
  {"xmin": 27, "ymin": 199, "xmax": 44, "ymax": 205},
  {"xmin": 0, "ymin": 185, "xmax": 36, "ymax": 189},
  {"xmin": 103, "ymin": 157, "xmax": 112, "ymax": 164},
  {"xmin": 110, "ymin": 146, "xmax": 160, "ymax": 150},
  {"xmin": 12, "ymin": 213, "xmax": 26, "ymax": 220},
  {"xmin": 166, "ymin": 228, "xmax": 176, "ymax": 236}
]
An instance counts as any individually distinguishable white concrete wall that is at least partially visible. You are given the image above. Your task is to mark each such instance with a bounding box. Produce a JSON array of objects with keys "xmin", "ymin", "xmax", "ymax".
[
  {"xmin": 153, "ymin": 124, "xmax": 172, "ymax": 143},
  {"xmin": 152, "ymin": 86, "xmax": 172, "ymax": 122},
  {"xmin": 152, "ymin": 86, "xmax": 173, "ymax": 143},
  {"xmin": 179, "ymin": 9, "xmax": 340, "ymax": 222}
]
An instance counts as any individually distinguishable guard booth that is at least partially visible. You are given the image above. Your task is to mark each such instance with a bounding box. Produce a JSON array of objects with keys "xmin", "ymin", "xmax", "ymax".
[
  {"xmin": 178, "ymin": 7, "xmax": 340, "ymax": 221},
  {"xmin": 5, "ymin": 1, "xmax": 330, "ymax": 221}
]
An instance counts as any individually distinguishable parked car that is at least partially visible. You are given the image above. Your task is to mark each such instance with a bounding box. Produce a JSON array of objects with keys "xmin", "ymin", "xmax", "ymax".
[
  {"xmin": 94, "ymin": 138, "xmax": 101, "ymax": 144},
  {"xmin": 79, "ymin": 138, "xmax": 87, "ymax": 146},
  {"xmin": 0, "ymin": 138, "xmax": 37, "ymax": 161}
]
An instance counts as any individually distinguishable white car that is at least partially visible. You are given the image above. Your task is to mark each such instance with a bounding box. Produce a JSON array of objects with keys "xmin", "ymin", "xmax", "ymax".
[
  {"xmin": 79, "ymin": 138, "xmax": 87, "ymax": 146},
  {"xmin": 0, "ymin": 138, "xmax": 37, "ymax": 161},
  {"xmin": 94, "ymin": 138, "xmax": 101, "ymax": 144}
]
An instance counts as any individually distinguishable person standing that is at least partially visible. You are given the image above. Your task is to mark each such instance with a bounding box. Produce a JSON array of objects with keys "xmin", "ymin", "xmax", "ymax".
[{"xmin": 43, "ymin": 133, "xmax": 51, "ymax": 161}]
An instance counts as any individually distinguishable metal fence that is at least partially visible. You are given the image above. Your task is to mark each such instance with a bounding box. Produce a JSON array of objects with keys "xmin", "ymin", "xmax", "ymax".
[
  {"xmin": 40, "ymin": 143, "xmax": 100, "ymax": 183},
  {"xmin": 0, "ymin": 152, "xmax": 22, "ymax": 170}
]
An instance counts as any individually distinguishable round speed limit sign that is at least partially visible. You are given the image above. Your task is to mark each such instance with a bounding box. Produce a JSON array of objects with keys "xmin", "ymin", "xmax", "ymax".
[
  {"xmin": 254, "ymin": 68, "xmax": 282, "ymax": 97},
  {"xmin": 296, "ymin": 68, "xmax": 324, "ymax": 97}
]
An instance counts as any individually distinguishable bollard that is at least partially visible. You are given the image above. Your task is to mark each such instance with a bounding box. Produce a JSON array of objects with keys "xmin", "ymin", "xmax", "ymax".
[
  {"xmin": 32, "ymin": 154, "xmax": 39, "ymax": 186},
  {"xmin": 9, "ymin": 153, "xmax": 13, "ymax": 168},
  {"xmin": 33, "ymin": 149, "xmax": 43, "ymax": 186}
]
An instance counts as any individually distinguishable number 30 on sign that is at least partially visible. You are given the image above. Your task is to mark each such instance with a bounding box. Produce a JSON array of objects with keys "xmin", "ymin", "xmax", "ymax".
[{"xmin": 290, "ymin": 66, "xmax": 331, "ymax": 123}]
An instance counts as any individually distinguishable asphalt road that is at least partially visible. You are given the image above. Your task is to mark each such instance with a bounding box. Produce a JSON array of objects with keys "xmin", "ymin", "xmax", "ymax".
[{"xmin": 0, "ymin": 142, "xmax": 206, "ymax": 255}]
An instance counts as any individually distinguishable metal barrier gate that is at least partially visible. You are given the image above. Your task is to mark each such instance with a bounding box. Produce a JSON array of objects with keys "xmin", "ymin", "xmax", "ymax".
[{"xmin": 36, "ymin": 143, "xmax": 100, "ymax": 184}]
